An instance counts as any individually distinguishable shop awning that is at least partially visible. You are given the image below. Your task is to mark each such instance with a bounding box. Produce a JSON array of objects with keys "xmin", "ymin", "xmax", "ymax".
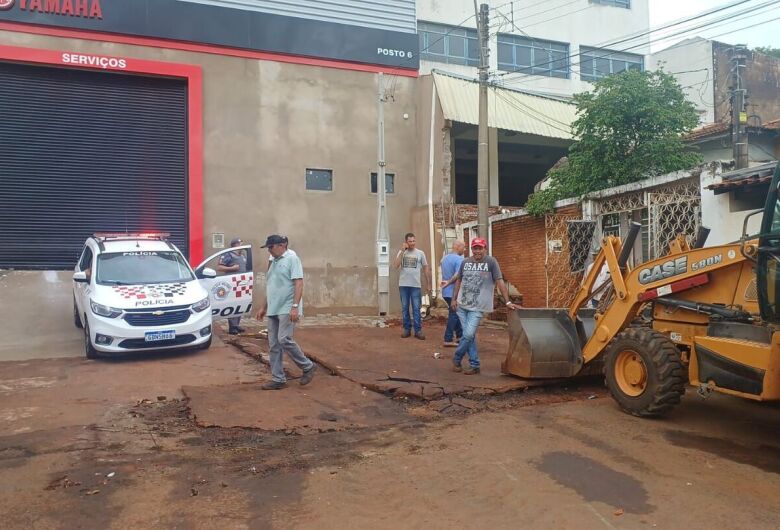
[{"xmin": 432, "ymin": 72, "xmax": 576, "ymax": 140}]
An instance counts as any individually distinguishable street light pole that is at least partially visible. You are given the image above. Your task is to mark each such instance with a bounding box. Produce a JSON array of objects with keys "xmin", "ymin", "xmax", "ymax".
[
  {"xmin": 376, "ymin": 72, "xmax": 390, "ymax": 315},
  {"xmin": 475, "ymin": 2, "xmax": 490, "ymax": 241}
]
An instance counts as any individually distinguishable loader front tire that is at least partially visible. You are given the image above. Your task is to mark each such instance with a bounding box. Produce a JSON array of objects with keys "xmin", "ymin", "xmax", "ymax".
[{"xmin": 604, "ymin": 328, "xmax": 686, "ymax": 417}]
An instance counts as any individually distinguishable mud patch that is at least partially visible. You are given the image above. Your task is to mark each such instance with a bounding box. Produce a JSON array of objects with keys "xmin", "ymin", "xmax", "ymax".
[
  {"xmin": 665, "ymin": 430, "xmax": 780, "ymax": 475},
  {"xmin": 535, "ymin": 451, "xmax": 654, "ymax": 514},
  {"xmin": 184, "ymin": 377, "xmax": 412, "ymax": 433}
]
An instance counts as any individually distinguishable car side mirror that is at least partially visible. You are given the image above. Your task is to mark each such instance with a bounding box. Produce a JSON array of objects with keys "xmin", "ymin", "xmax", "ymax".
[
  {"xmin": 73, "ymin": 271, "xmax": 89, "ymax": 283},
  {"xmin": 201, "ymin": 267, "xmax": 217, "ymax": 279}
]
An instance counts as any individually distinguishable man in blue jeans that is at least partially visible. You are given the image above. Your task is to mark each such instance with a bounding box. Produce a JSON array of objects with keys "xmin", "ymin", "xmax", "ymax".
[
  {"xmin": 440, "ymin": 240, "xmax": 465, "ymax": 347},
  {"xmin": 392, "ymin": 232, "xmax": 431, "ymax": 340},
  {"xmin": 440, "ymin": 238, "xmax": 520, "ymax": 375}
]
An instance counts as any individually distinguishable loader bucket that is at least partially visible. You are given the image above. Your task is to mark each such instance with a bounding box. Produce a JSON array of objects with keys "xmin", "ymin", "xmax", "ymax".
[{"xmin": 502, "ymin": 309, "xmax": 586, "ymax": 378}]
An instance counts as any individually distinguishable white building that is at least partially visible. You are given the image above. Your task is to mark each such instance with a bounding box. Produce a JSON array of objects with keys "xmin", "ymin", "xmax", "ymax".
[
  {"xmin": 417, "ymin": 0, "xmax": 651, "ymax": 98},
  {"xmin": 650, "ymin": 38, "xmax": 717, "ymax": 125}
]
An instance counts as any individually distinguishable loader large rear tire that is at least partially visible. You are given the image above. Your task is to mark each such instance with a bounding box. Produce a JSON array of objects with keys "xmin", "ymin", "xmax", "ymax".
[{"xmin": 604, "ymin": 328, "xmax": 686, "ymax": 417}]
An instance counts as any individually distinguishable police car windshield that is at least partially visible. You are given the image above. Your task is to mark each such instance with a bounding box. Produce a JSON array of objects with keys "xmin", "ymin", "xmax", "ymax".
[{"xmin": 96, "ymin": 251, "xmax": 194, "ymax": 285}]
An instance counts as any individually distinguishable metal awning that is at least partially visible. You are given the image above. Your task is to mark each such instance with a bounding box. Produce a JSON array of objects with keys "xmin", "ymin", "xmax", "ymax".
[
  {"xmin": 706, "ymin": 161, "xmax": 777, "ymax": 194},
  {"xmin": 432, "ymin": 72, "xmax": 576, "ymax": 140}
]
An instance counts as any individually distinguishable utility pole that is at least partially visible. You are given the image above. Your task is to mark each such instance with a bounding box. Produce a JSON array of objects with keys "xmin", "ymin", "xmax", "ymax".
[
  {"xmin": 475, "ymin": 2, "xmax": 490, "ymax": 240},
  {"xmin": 731, "ymin": 45, "xmax": 749, "ymax": 169},
  {"xmin": 376, "ymin": 72, "xmax": 390, "ymax": 315}
]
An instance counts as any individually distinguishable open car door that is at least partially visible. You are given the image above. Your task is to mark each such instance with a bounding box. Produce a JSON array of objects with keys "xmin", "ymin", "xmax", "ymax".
[{"xmin": 194, "ymin": 245, "xmax": 254, "ymax": 321}]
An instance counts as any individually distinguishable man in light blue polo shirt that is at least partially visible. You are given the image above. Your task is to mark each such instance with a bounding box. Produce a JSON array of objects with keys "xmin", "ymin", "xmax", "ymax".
[{"xmin": 256, "ymin": 234, "xmax": 316, "ymax": 390}]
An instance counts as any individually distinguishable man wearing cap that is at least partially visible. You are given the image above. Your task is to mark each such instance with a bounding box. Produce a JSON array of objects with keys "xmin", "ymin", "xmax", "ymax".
[
  {"xmin": 255, "ymin": 235, "xmax": 317, "ymax": 390},
  {"xmin": 217, "ymin": 237, "xmax": 247, "ymax": 335},
  {"xmin": 440, "ymin": 238, "xmax": 520, "ymax": 375}
]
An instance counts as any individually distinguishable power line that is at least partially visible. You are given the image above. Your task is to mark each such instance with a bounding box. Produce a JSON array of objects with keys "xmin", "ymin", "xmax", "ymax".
[
  {"xmin": 497, "ymin": 0, "xmax": 764, "ymax": 81},
  {"xmin": 495, "ymin": 0, "xmax": 583, "ymax": 25},
  {"xmin": 498, "ymin": 0, "xmax": 780, "ymax": 85},
  {"xmin": 484, "ymin": 11, "xmax": 780, "ymax": 130},
  {"xmin": 491, "ymin": 87, "xmax": 574, "ymax": 134}
]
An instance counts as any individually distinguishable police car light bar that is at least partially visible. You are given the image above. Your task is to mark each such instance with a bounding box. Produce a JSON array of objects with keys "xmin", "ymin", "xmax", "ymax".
[{"xmin": 93, "ymin": 232, "xmax": 171, "ymax": 240}]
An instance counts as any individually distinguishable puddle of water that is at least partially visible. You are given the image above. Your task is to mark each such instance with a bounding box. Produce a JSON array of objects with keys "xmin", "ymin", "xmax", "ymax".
[
  {"xmin": 665, "ymin": 430, "xmax": 780, "ymax": 475},
  {"xmin": 535, "ymin": 451, "xmax": 654, "ymax": 514}
]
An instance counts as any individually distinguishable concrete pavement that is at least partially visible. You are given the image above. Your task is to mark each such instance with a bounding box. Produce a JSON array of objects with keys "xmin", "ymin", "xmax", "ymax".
[{"xmin": 0, "ymin": 270, "xmax": 83, "ymax": 361}]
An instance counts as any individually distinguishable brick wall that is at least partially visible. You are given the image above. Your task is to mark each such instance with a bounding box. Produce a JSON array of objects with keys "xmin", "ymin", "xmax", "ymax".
[{"xmin": 492, "ymin": 204, "xmax": 581, "ymax": 308}]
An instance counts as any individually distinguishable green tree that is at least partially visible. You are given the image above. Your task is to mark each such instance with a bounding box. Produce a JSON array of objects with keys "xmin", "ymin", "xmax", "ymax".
[
  {"xmin": 756, "ymin": 46, "xmax": 780, "ymax": 59},
  {"xmin": 526, "ymin": 69, "xmax": 701, "ymax": 215}
]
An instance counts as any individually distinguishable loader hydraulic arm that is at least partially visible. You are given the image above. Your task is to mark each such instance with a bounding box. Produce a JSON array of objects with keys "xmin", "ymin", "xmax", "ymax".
[{"xmin": 569, "ymin": 222, "xmax": 642, "ymax": 321}]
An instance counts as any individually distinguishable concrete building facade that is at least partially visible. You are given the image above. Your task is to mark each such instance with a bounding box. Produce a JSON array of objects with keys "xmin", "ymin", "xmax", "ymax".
[
  {"xmin": 418, "ymin": 0, "xmax": 651, "ymax": 97},
  {"xmin": 0, "ymin": 0, "xmax": 421, "ymax": 315}
]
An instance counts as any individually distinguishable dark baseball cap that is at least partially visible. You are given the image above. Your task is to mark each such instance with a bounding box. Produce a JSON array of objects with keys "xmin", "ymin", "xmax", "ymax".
[
  {"xmin": 230, "ymin": 237, "xmax": 243, "ymax": 246},
  {"xmin": 261, "ymin": 234, "xmax": 288, "ymax": 248}
]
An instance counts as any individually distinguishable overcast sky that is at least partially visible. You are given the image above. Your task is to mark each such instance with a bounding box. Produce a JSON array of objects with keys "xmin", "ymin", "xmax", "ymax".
[{"xmin": 648, "ymin": 0, "xmax": 779, "ymax": 51}]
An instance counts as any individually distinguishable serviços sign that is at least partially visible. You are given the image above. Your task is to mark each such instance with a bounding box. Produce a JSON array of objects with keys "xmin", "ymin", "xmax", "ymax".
[{"xmin": 61, "ymin": 52, "xmax": 127, "ymax": 69}]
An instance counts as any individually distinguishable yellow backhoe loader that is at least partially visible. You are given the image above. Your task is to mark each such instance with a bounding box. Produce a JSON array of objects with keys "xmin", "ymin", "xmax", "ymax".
[{"xmin": 504, "ymin": 163, "xmax": 780, "ymax": 416}]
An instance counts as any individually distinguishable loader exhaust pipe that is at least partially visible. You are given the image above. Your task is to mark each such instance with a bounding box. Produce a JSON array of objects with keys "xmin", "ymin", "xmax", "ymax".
[
  {"xmin": 617, "ymin": 222, "xmax": 642, "ymax": 268},
  {"xmin": 693, "ymin": 226, "xmax": 711, "ymax": 249}
]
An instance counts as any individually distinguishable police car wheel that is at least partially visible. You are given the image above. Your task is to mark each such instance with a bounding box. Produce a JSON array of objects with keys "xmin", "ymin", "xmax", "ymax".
[
  {"xmin": 73, "ymin": 300, "xmax": 83, "ymax": 329},
  {"xmin": 84, "ymin": 320, "xmax": 99, "ymax": 360}
]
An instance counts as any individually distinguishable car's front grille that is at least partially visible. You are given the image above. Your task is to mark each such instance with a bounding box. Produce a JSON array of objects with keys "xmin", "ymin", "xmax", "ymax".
[
  {"xmin": 118, "ymin": 334, "xmax": 197, "ymax": 349},
  {"xmin": 124, "ymin": 309, "xmax": 191, "ymax": 327}
]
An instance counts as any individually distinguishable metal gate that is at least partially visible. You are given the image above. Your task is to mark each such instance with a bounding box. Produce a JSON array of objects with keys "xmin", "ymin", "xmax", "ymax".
[
  {"xmin": 0, "ymin": 61, "xmax": 189, "ymax": 269},
  {"xmin": 542, "ymin": 178, "xmax": 701, "ymax": 307},
  {"xmin": 648, "ymin": 191, "xmax": 701, "ymax": 260},
  {"xmin": 593, "ymin": 178, "xmax": 701, "ymax": 265},
  {"xmin": 545, "ymin": 214, "xmax": 596, "ymax": 308}
]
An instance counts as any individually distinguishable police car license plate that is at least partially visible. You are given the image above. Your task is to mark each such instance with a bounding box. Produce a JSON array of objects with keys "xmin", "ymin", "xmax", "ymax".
[{"xmin": 145, "ymin": 330, "xmax": 176, "ymax": 342}]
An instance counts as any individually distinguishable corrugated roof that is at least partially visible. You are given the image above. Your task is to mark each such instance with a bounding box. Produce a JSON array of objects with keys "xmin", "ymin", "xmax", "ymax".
[
  {"xmin": 432, "ymin": 72, "xmax": 576, "ymax": 140},
  {"xmin": 686, "ymin": 118, "xmax": 780, "ymax": 141},
  {"xmin": 706, "ymin": 161, "xmax": 777, "ymax": 193},
  {"xmin": 685, "ymin": 121, "xmax": 729, "ymax": 141},
  {"xmin": 764, "ymin": 117, "xmax": 780, "ymax": 130}
]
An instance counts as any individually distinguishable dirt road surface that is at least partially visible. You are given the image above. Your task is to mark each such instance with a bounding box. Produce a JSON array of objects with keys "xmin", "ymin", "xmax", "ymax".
[{"xmin": 1, "ymin": 324, "xmax": 779, "ymax": 529}]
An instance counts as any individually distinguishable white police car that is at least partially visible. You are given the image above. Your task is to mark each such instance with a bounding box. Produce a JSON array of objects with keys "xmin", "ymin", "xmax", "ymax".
[{"xmin": 73, "ymin": 233, "xmax": 254, "ymax": 358}]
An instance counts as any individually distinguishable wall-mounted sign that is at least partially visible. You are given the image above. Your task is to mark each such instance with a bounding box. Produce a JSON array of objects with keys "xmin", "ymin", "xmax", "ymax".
[
  {"xmin": 16, "ymin": 0, "xmax": 102, "ymax": 18},
  {"xmin": 0, "ymin": 0, "xmax": 419, "ymax": 70}
]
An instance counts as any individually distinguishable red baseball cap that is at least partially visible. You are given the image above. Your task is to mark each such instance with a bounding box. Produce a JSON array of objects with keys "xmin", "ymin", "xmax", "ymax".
[{"xmin": 471, "ymin": 238, "xmax": 487, "ymax": 248}]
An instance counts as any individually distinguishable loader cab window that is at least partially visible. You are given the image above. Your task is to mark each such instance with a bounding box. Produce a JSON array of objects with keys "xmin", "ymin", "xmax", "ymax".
[{"xmin": 757, "ymin": 171, "xmax": 780, "ymax": 322}]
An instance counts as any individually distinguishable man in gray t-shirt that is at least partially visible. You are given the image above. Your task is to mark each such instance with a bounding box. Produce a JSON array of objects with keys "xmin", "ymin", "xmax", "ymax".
[
  {"xmin": 392, "ymin": 232, "xmax": 431, "ymax": 340},
  {"xmin": 441, "ymin": 238, "xmax": 520, "ymax": 374}
]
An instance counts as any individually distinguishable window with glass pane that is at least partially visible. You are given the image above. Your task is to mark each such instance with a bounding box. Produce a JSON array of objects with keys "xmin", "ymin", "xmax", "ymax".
[
  {"xmin": 580, "ymin": 47, "xmax": 643, "ymax": 82},
  {"xmin": 370, "ymin": 173, "xmax": 395, "ymax": 194},
  {"xmin": 497, "ymin": 35, "xmax": 569, "ymax": 78},
  {"xmin": 419, "ymin": 22, "xmax": 479, "ymax": 66},
  {"xmin": 591, "ymin": 0, "xmax": 630, "ymax": 7},
  {"xmin": 306, "ymin": 168, "xmax": 333, "ymax": 191}
]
